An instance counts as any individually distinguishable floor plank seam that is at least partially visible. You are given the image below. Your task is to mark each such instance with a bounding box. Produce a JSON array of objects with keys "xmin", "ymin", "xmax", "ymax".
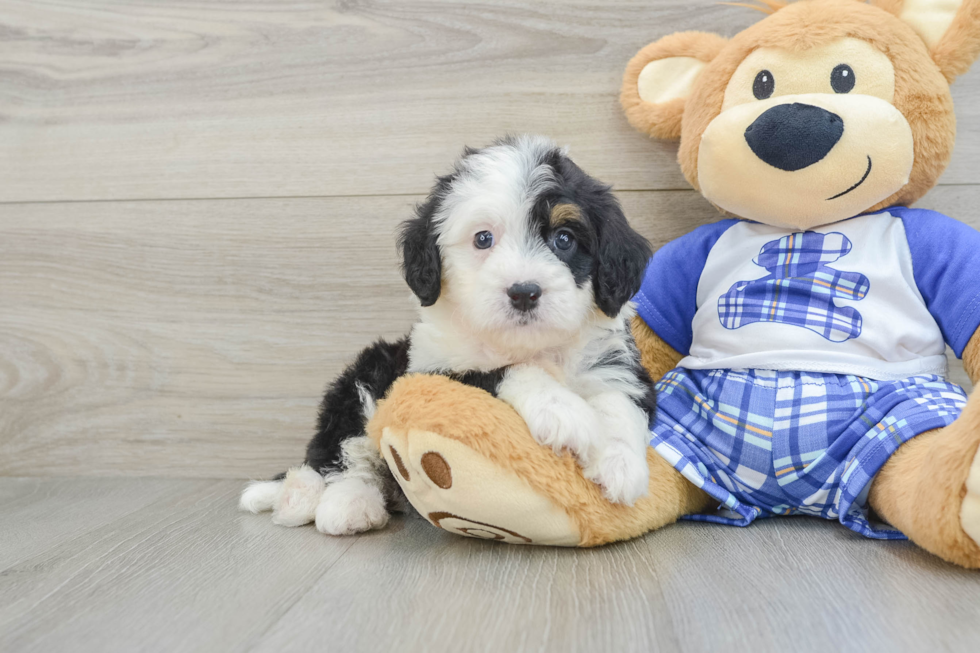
[
  {"xmin": 2, "ymin": 181, "xmax": 976, "ymax": 207},
  {"xmin": 241, "ymin": 533, "xmax": 363, "ymax": 653}
]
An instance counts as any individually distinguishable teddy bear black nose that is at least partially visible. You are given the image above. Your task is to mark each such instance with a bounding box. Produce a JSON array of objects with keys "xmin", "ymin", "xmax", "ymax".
[{"xmin": 744, "ymin": 103, "xmax": 844, "ymax": 171}]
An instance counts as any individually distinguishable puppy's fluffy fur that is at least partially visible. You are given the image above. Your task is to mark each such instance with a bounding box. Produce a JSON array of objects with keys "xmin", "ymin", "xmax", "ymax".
[{"xmin": 240, "ymin": 135, "xmax": 655, "ymax": 535}]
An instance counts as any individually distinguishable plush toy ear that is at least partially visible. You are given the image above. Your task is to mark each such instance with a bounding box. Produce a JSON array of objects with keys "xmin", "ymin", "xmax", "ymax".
[
  {"xmin": 620, "ymin": 31, "xmax": 728, "ymax": 140},
  {"xmin": 398, "ymin": 196, "xmax": 443, "ymax": 307},
  {"xmin": 874, "ymin": 0, "xmax": 980, "ymax": 82}
]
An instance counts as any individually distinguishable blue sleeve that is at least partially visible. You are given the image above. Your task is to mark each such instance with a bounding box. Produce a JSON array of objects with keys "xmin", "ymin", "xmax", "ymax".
[
  {"xmin": 633, "ymin": 219, "xmax": 739, "ymax": 356},
  {"xmin": 896, "ymin": 207, "xmax": 980, "ymax": 357}
]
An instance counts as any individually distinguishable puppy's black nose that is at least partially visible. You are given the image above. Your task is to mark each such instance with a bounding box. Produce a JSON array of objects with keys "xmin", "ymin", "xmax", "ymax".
[
  {"xmin": 507, "ymin": 282, "xmax": 541, "ymax": 312},
  {"xmin": 744, "ymin": 103, "xmax": 844, "ymax": 171}
]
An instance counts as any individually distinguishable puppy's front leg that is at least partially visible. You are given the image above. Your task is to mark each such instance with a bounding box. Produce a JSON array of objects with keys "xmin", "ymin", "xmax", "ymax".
[
  {"xmin": 496, "ymin": 364, "xmax": 600, "ymax": 465},
  {"xmin": 583, "ymin": 392, "xmax": 651, "ymax": 506}
]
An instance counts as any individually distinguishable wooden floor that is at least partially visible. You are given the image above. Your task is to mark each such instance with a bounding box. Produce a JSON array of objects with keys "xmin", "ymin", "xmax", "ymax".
[
  {"xmin": 1, "ymin": 1, "xmax": 979, "ymax": 650},
  {"xmin": 0, "ymin": 476, "xmax": 978, "ymax": 653}
]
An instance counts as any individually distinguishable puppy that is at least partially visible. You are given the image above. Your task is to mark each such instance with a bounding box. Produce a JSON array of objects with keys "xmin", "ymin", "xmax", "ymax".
[{"xmin": 240, "ymin": 135, "xmax": 656, "ymax": 535}]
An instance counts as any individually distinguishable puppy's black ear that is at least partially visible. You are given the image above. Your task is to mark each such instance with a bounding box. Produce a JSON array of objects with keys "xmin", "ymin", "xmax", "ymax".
[
  {"xmin": 592, "ymin": 198, "xmax": 652, "ymax": 317},
  {"xmin": 398, "ymin": 193, "xmax": 443, "ymax": 307}
]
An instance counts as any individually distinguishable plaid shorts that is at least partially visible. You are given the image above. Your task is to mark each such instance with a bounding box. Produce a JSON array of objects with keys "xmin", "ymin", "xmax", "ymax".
[{"xmin": 651, "ymin": 368, "xmax": 968, "ymax": 539}]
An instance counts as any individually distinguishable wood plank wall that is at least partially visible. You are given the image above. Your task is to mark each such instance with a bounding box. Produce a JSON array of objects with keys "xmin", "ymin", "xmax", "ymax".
[{"xmin": 1, "ymin": 1, "xmax": 977, "ymax": 478}]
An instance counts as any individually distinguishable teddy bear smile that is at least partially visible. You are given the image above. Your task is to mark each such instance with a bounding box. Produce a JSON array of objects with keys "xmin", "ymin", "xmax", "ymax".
[{"xmin": 827, "ymin": 155, "xmax": 873, "ymax": 201}]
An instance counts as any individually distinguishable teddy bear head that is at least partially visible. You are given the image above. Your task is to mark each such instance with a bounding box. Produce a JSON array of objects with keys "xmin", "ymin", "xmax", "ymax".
[{"xmin": 621, "ymin": 0, "xmax": 980, "ymax": 229}]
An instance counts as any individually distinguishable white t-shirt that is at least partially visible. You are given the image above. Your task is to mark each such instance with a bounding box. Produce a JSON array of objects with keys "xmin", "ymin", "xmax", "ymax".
[{"xmin": 634, "ymin": 208, "xmax": 980, "ymax": 381}]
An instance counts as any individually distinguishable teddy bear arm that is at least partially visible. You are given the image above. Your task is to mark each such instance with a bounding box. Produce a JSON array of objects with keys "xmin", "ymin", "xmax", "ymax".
[
  {"xmin": 631, "ymin": 316, "xmax": 683, "ymax": 382},
  {"xmin": 963, "ymin": 326, "xmax": 980, "ymax": 386}
]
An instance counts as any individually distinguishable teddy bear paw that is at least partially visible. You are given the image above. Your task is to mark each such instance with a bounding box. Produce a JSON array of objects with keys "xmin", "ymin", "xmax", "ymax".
[
  {"xmin": 314, "ymin": 477, "xmax": 389, "ymax": 536},
  {"xmin": 961, "ymin": 444, "xmax": 980, "ymax": 548},
  {"xmin": 378, "ymin": 426, "xmax": 582, "ymax": 546},
  {"xmin": 583, "ymin": 443, "xmax": 650, "ymax": 506}
]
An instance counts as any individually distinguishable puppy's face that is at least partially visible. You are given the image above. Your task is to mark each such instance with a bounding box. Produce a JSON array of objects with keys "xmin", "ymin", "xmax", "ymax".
[
  {"xmin": 400, "ymin": 136, "xmax": 651, "ymax": 350},
  {"xmin": 434, "ymin": 145, "xmax": 597, "ymax": 341}
]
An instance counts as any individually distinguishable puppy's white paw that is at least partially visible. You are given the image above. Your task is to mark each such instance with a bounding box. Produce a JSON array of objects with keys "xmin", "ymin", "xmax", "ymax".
[
  {"xmin": 271, "ymin": 465, "xmax": 324, "ymax": 527},
  {"xmin": 239, "ymin": 480, "xmax": 282, "ymax": 513},
  {"xmin": 583, "ymin": 444, "xmax": 649, "ymax": 506},
  {"xmin": 522, "ymin": 392, "xmax": 599, "ymax": 462},
  {"xmin": 315, "ymin": 477, "xmax": 389, "ymax": 536},
  {"xmin": 962, "ymin": 444, "xmax": 980, "ymax": 548}
]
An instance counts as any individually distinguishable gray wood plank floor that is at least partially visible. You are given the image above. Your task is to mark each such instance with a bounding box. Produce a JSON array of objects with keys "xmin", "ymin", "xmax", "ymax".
[{"xmin": 0, "ymin": 477, "xmax": 978, "ymax": 653}]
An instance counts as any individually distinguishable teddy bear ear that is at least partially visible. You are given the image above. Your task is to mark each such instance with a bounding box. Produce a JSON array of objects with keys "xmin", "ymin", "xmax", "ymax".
[
  {"xmin": 872, "ymin": 0, "xmax": 980, "ymax": 82},
  {"xmin": 621, "ymin": 31, "xmax": 728, "ymax": 140}
]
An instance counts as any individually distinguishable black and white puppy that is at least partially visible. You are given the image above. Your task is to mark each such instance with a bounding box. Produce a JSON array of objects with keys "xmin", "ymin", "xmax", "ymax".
[{"xmin": 240, "ymin": 135, "xmax": 655, "ymax": 535}]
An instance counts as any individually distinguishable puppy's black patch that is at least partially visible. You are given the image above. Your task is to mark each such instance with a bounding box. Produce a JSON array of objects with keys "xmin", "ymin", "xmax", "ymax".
[
  {"xmin": 588, "ymin": 329, "xmax": 658, "ymax": 420},
  {"xmin": 304, "ymin": 338, "xmax": 411, "ymax": 474},
  {"xmin": 291, "ymin": 336, "xmax": 506, "ymax": 479},
  {"xmin": 399, "ymin": 174, "xmax": 454, "ymax": 307},
  {"xmin": 529, "ymin": 149, "xmax": 652, "ymax": 317},
  {"xmin": 545, "ymin": 218, "xmax": 596, "ymax": 288},
  {"xmin": 626, "ymin": 334, "xmax": 658, "ymax": 418},
  {"xmin": 446, "ymin": 368, "xmax": 507, "ymax": 396},
  {"xmin": 592, "ymin": 208, "xmax": 653, "ymax": 318}
]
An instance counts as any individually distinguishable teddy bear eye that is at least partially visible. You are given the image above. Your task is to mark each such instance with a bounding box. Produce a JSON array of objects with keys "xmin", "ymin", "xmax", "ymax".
[
  {"xmin": 753, "ymin": 70, "xmax": 774, "ymax": 100},
  {"xmin": 831, "ymin": 64, "xmax": 855, "ymax": 94}
]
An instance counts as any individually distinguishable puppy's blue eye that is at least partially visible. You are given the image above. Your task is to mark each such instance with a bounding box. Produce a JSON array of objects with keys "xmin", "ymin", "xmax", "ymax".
[
  {"xmin": 554, "ymin": 230, "xmax": 574, "ymax": 251},
  {"xmin": 474, "ymin": 230, "xmax": 494, "ymax": 249}
]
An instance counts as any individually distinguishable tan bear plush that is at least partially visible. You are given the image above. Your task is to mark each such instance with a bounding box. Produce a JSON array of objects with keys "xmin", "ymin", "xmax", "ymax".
[{"xmin": 368, "ymin": 0, "xmax": 980, "ymax": 568}]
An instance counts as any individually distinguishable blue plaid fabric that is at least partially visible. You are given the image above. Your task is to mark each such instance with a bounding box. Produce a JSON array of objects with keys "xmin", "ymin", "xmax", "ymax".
[
  {"xmin": 717, "ymin": 231, "xmax": 871, "ymax": 342},
  {"xmin": 650, "ymin": 368, "xmax": 968, "ymax": 539}
]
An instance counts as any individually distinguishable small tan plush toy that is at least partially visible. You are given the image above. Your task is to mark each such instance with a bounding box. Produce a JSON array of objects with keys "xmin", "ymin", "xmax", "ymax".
[{"xmin": 368, "ymin": 0, "xmax": 980, "ymax": 567}]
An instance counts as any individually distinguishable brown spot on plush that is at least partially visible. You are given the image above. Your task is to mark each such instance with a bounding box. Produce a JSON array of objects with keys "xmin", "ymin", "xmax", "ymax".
[
  {"xmin": 421, "ymin": 451, "xmax": 452, "ymax": 488},
  {"xmin": 389, "ymin": 445, "xmax": 410, "ymax": 481},
  {"xmin": 549, "ymin": 203, "xmax": 582, "ymax": 227},
  {"xmin": 428, "ymin": 512, "xmax": 533, "ymax": 543}
]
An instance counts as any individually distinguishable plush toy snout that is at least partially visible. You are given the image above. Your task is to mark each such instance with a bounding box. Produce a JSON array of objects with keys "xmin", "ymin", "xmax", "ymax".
[{"xmin": 697, "ymin": 93, "xmax": 913, "ymax": 228}]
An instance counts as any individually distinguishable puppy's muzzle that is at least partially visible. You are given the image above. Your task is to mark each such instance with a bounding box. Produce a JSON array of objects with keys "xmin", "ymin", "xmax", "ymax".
[
  {"xmin": 507, "ymin": 282, "xmax": 541, "ymax": 313},
  {"xmin": 744, "ymin": 103, "xmax": 844, "ymax": 171}
]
